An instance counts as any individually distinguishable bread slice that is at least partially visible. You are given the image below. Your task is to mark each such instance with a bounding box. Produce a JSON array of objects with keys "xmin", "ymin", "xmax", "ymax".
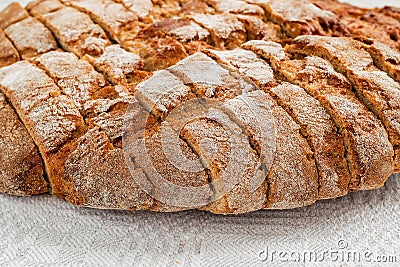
[
  {"xmin": 289, "ymin": 36, "xmax": 400, "ymax": 172},
  {"xmin": 128, "ymin": 65, "xmax": 214, "ymax": 211},
  {"xmin": 32, "ymin": 51, "xmax": 108, "ymax": 112},
  {"xmin": 61, "ymin": 0, "xmax": 140, "ymax": 44},
  {"xmin": 28, "ymin": 1, "xmax": 111, "ymax": 57},
  {"xmin": 0, "ymin": 2, "xmax": 29, "ymax": 29},
  {"xmin": 63, "ymin": 126, "xmax": 154, "ymax": 210},
  {"xmin": 168, "ymin": 52, "xmax": 318, "ymax": 209},
  {"xmin": 223, "ymin": 90, "xmax": 318, "ymax": 209},
  {"xmin": 0, "ymin": 58, "xmax": 157, "ymax": 209},
  {"xmin": 4, "ymin": 17, "xmax": 58, "ymax": 59},
  {"xmin": 0, "ymin": 92, "xmax": 47, "ymax": 196},
  {"xmin": 190, "ymin": 13, "xmax": 247, "ymax": 49},
  {"xmin": 142, "ymin": 120, "xmax": 213, "ymax": 212},
  {"xmin": 85, "ymin": 45, "xmax": 149, "ymax": 89},
  {"xmin": 311, "ymin": 0, "xmax": 400, "ymax": 50},
  {"xmin": 250, "ymin": 90, "xmax": 319, "ymax": 209},
  {"xmin": 169, "ymin": 52, "xmax": 255, "ymax": 100},
  {"xmin": 270, "ymin": 83, "xmax": 350, "ymax": 199},
  {"xmin": 0, "ymin": 61, "xmax": 85, "ymax": 195},
  {"xmin": 246, "ymin": 0, "xmax": 349, "ymax": 37},
  {"xmin": 168, "ymin": 53, "xmax": 269, "ymax": 212},
  {"xmin": 114, "ymin": 0, "xmax": 153, "ymax": 19},
  {"xmin": 240, "ymin": 41, "xmax": 351, "ymax": 198},
  {"xmin": 179, "ymin": 108, "xmax": 267, "ymax": 214},
  {"xmin": 363, "ymin": 41, "xmax": 400, "ymax": 84},
  {"xmin": 0, "ymin": 29, "xmax": 19, "ymax": 67},
  {"xmin": 279, "ymin": 56, "xmax": 394, "ymax": 191}
]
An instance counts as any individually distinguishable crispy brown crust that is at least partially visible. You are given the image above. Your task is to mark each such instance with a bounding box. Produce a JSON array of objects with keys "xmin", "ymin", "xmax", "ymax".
[
  {"xmin": 247, "ymin": 0, "xmax": 350, "ymax": 37},
  {"xmin": 0, "ymin": 2, "xmax": 29, "ymax": 29},
  {"xmin": 29, "ymin": 2, "xmax": 111, "ymax": 57},
  {"xmin": 363, "ymin": 41, "xmax": 400, "ymax": 84},
  {"xmin": 0, "ymin": 29, "xmax": 19, "ymax": 68},
  {"xmin": 312, "ymin": 0, "xmax": 400, "ymax": 50},
  {"xmin": 0, "ymin": 0, "xmax": 399, "ymax": 213},
  {"xmin": 278, "ymin": 56, "xmax": 394, "ymax": 190},
  {"xmin": 4, "ymin": 17, "xmax": 58, "ymax": 59},
  {"xmin": 0, "ymin": 93, "xmax": 47, "ymax": 196},
  {"xmin": 289, "ymin": 36, "xmax": 400, "ymax": 174}
]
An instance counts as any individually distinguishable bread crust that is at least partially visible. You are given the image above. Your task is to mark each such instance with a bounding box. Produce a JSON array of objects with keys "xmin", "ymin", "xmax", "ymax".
[
  {"xmin": 0, "ymin": 93, "xmax": 47, "ymax": 196},
  {"xmin": 279, "ymin": 56, "xmax": 394, "ymax": 190},
  {"xmin": 0, "ymin": 29, "xmax": 19, "ymax": 67},
  {"xmin": 311, "ymin": 0, "xmax": 400, "ymax": 50},
  {"xmin": 0, "ymin": 0, "xmax": 399, "ymax": 213},
  {"xmin": 247, "ymin": 0, "xmax": 349, "ymax": 37},
  {"xmin": 364, "ymin": 41, "xmax": 400, "ymax": 85},
  {"xmin": 4, "ymin": 17, "xmax": 57, "ymax": 59},
  {"xmin": 29, "ymin": 2, "xmax": 110, "ymax": 57},
  {"xmin": 290, "ymin": 36, "xmax": 400, "ymax": 174},
  {"xmin": 0, "ymin": 2, "xmax": 29, "ymax": 30}
]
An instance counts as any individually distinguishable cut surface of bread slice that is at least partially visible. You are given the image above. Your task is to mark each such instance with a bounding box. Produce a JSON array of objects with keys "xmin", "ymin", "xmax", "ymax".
[{"xmin": 0, "ymin": 92, "xmax": 47, "ymax": 196}]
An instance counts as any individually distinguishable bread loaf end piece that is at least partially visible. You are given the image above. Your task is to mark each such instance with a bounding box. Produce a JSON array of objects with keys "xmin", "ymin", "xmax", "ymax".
[{"xmin": 0, "ymin": 92, "xmax": 47, "ymax": 196}]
